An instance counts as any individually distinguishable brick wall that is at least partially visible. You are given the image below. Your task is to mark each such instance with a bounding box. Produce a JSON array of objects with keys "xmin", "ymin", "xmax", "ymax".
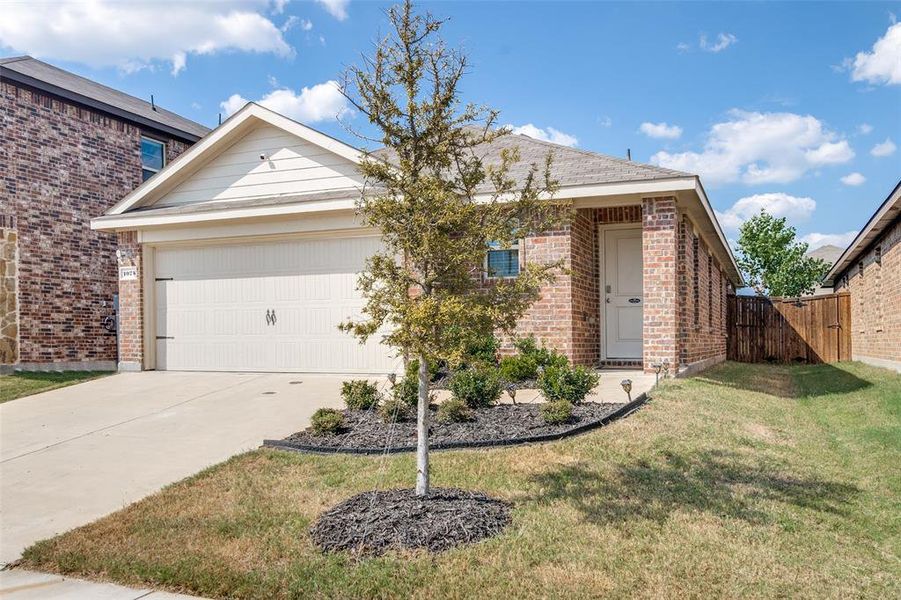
[
  {"xmin": 1, "ymin": 80, "xmax": 189, "ymax": 368},
  {"xmin": 116, "ymin": 231, "xmax": 144, "ymax": 370},
  {"xmin": 835, "ymin": 217, "xmax": 901, "ymax": 368},
  {"xmin": 677, "ymin": 214, "xmax": 730, "ymax": 368},
  {"xmin": 641, "ymin": 197, "xmax": 680, "ymax": 371}
]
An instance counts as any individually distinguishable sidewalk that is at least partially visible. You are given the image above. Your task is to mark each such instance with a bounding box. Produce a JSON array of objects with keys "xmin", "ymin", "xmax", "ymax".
[{"xmin": 0, "ymin": 569, "xmax": 205, "ymax": 599}]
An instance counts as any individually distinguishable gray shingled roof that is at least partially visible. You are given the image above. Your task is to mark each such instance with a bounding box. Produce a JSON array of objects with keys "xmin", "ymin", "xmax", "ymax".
[
  {"xmin": 372, "ymin": 132, "xmax": 692, "ymax": 191},
  {"xmin": 0, "ymin": 56, "xmax": 209, "ymax": 140}
]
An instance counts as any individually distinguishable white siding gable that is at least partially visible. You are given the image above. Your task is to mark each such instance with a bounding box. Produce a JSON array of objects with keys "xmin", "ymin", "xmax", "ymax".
[{"xmin": 154, "ymin": 124, "xmax": 364, "ymax": 207}]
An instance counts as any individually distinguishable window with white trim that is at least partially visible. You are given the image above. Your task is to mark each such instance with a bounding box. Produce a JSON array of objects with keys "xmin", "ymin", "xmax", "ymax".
[
  {"xmin": 141, "ymin": 137, "xmax": 165, "ymax": 182},
  {"xmin": 486, "ymin": 241, "xmax": 520, "ymax": 278}
]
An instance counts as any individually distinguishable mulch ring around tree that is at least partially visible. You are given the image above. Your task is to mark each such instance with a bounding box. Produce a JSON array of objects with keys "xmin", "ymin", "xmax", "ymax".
[
  {"xmin": 310, "ymin": 488, "xmax": 512, "ymax": 556},
  {"xmin": 266, "ymin": 400, "xmax": 643, "ymax": 454}
]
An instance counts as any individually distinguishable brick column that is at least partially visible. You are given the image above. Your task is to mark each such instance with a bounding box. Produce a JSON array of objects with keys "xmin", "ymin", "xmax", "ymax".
[
  {"xmin": 642, "ymin": 197, "xmax": 680, "ymax": 372},
  {"xmin": 116, "ymin": 231, "xmax": 143, "ymax": 372},
  {"xmin": 1, "ymin": 216, "xmax": 19, "ymax": 366}
]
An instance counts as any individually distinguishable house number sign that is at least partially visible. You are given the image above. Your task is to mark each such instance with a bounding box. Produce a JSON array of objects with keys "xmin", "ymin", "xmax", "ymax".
[{"xmin": 118, "ymin": 266, "xmax": 138, "ymax": 281}]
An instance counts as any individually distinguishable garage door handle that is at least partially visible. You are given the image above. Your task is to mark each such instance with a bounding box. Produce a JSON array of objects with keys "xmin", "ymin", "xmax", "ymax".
[
  {"xmin": 266, "ymin": 309, "xmax": 273, "ymax": 326},
  {"xmin": 271, "ymin": 309, "xmax": 277, "ymax": 324}
]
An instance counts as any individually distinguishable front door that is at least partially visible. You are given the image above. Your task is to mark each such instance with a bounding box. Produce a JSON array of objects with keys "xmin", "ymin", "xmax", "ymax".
[{"xmin": 603, "ymin": 227, "xmax": 643, "ymax": 359}]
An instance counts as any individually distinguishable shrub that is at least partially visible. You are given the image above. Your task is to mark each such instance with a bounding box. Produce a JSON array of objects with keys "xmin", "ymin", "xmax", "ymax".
[
  {"xmin": 379, "ymin": 396, "xmax": 414, "ymax": 423},
  {"xmin": 514, "ymin": 335, "xmax": 568, "ymax": 369},
  {"xmin": 392, "ymin": 374, "xmax": 420, "ymax": 408},
  {"xmin": 463, "ymin": 332, "xmax": 499, "ymax": 367},
  {"xmin": 406, "ymin": 358, "xmax": 444, "ymax": 382},
  {"xmin": 341, "ymin": 380, "xmax": 381, "ymax": 410},
  {"xmin": 499, "ymin": 354, "xmax": 538, "ymax": 382},
  {"xmin": 449, "ymin": 368, "xmax": 502, "ymax": 409},
  {"xmin": 310, "ymin": 408, "xmax": 345, "ymax": 435},
  {"xmin": 538, "ymin": 364, "xmax": 600, "ymax": 404},
  {"xmin": 436, "ymin": 397, "xmax": 473, "ymax": 424},
  {"xmin": 540, "ymin": 400, "xmax": 573, "ymax": 425}
]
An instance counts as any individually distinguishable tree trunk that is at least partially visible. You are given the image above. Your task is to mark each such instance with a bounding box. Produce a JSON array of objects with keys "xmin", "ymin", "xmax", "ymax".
[{"xmin": 415, "ymin": 354, "xmax": 430, "ymax": 497}]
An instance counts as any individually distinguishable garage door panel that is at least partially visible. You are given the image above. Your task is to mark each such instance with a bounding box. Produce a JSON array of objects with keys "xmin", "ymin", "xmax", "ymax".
[{"xmin": 154, "ymin": 236, "xmax": 397, "ymax": 373}]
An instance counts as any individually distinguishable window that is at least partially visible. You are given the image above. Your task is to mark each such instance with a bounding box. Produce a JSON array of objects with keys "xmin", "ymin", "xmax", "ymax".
[
  {"xmin": 141, "ymin": 137, "xmax": 165, "ymax": 181},
  {"xmin": 486, "ymin": 241, "xmax": 520, "ymax": 278}
]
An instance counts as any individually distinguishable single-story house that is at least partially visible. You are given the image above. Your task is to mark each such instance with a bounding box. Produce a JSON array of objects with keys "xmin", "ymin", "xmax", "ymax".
[
  {"xmin": 823, "ymin": 180, "xmax": 901, "ymax": 372},
  {"xmin": 0, "ymin": 55, "xmax": 207, "ymax": 371},
  {"xmin": 91, "ymin": 103, "xmax": 742, "ymax": 375}
]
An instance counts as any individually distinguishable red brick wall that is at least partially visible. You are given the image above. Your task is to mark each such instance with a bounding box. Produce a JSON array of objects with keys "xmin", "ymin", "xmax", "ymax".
[
  {"xmin": 1, "ymin": 80, "xmax": 190, "ymax": 367},
  {"xmin": 835, "ymin": 217, "xmax": 901, "ymax": 367},
  {"xmin": 677, "ymin": 214, "xmax": 731, "ymax": 368},
  {"xmin": 116, "ymin": 231, "xmax": 143, "ymax": 369},
  {"xmin": 642, "ymin": 197, "xmax": 680, "ymax": 371}
]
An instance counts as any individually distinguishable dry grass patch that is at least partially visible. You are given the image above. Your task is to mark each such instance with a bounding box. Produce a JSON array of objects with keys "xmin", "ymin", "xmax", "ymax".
[{"xmin": 21, "ymin": 362, "xmax": 901, "ymax": 599}]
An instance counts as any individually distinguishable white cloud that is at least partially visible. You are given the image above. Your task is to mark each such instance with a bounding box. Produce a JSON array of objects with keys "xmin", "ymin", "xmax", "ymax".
[
  {"xmin": 597, "ymin": 115, "xmax": 613, "ymax": 128},
  {"xmin": 676, "ymin": 42, "xmax": 691, "ymax": 53},
  {"xmin": 870, "ymin": 137, "xmax": 897, "ymax": 157},
  {"xmin": 715, "ymin": 192, "xmax": 816, "ymax": 231},
  {"xmin": 857, "ymin": 123, "xmax": 874, "ymax": 135},
  {"xmin": 700, "ymin": 32, "xmax": 738, "ymax": 53},
  {"xmin": 316, "ymin": 0, "xmax": 349, "ymax": 20},
  {"xmin": 800, "ymin": 231, "xmax": 858, "ymax": 249},
  {"xmin": 220, "ymin": 80, "xmax": 351, "ymax": 123},
  {"xmin": 651, "ymin": 109, "xmax": 855, "ymax": 185},
  {"xmin": 509, "ymin": 124, "xmax": 578, "ymax": 147},
  {"xmin": 639, "ymin": 121, "xmax": 683, "ymax": 139},
  {"xmin": 281, "ymin": 15, "xmax": 312, "ymax": 32},
  {"xmin": 848, "ymin": 22, "xmax": 901, "ymax": 85},
  {"xmin": 840, "ymin": 172, "xmax": 866, "ymax": 186},
  {"xmin": 0, "ymin": 1, "xmax": 293, "ymax": 75}
]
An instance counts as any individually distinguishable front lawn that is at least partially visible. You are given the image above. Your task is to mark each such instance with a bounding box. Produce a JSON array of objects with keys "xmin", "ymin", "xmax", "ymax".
[
  {"xmin": 0, "ymin": 370, "xmax": 111, "ymax": 403},
  {"xmin": 21, "ymin": 362, "xmax": 901, "ymax": 599}
]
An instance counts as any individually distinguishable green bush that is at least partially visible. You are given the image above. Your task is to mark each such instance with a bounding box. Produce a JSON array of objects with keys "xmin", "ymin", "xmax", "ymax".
[
  {"xmin": 310, "ymin": 408, "xmax": 345, "ymax": 435},
  {"xmin": 379, "ymin": 396, "xmax": 414, "ymax": 423},
  {"xmin": 449, "ymin": 368, "xmax": 502, "ymax": 409},
  {"xmin": 499, "ymin": 354, "xmax": 538, "ymax": 382},
  {"xmin": 436, "ymin": 397, "xmax": 473, "ymax": 424},
  {"xmin": 540, "ymin": 399, "xmax": 574, "ymax": 425},
  {"xmin": 406, "ymin": 358, "xmax": 443, "ymax": 381},
  {"xmin": 463, "ymin": 332, "xmax": 499, "ymax": 367},
  {"xmin": 393, "ymin": 374, "xmax": 420, "ymax": 408},
  {"xmin": 340, "ymin": 380, "xmax": 381, "ymax": 410},
  {"xmin": 514, "ymin": 335, "xmax": 569, "ymax": 369},
  {"xmin": 538, "ymin": 364, "xmax": 600, "ymax": 404}
]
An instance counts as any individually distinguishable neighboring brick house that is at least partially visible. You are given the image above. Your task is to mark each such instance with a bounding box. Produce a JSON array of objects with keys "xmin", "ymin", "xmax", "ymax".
[
  {"xmin": 1, "ymin": 56, "xmax": 208, "ymax": 371},
  {"xmin": 824, "ymin": 181, "xmax": 901, "ymax": 372},
  {"xmin": 91, "ymin": 103, "xmax": 741, "ymax": 375}
]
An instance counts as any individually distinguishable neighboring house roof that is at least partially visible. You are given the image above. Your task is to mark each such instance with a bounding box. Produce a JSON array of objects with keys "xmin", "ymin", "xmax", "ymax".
[
  {"xmin": 0, "ymin": 55, "xmax": 209, "ymax": 141},
  {"xmin": 823, "ymin": 180, "xmax": 901, "ymax": 286},
  {"xmin": 807, "ymin": 244, "xmax": 843, "ymax": 267}
]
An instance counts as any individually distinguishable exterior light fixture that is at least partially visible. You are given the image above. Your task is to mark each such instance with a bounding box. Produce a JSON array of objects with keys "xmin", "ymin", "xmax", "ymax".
[
  {"xmin": 506, "ymin": 383, "xmax": 517, "ymax": 405},
  {"xmin": 662, "ymin": 360, "xmax": 670, "ymax": 379},
  {"xmin": 387, "ymin": 372, "xmax": 397, "ymax": 387},
  {"xmin": 620, "ymin": 379, "xmax": 633, "ymax": 402},
  {"xmin": 651, "ymin": 363, "xmax": 662, "ymax": 385}
]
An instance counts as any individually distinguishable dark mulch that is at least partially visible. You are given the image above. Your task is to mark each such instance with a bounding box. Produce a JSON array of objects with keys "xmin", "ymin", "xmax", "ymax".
[
  {"xmin": 309, "ymin": 488, "xmax": 512, "ymax": 556},
  {"xmin": 277, "ymin": 401, "xmax": 627, "ymax": 452}
]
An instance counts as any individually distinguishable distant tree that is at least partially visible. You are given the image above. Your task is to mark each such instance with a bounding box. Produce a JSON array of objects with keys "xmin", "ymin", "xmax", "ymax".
[
  {"xmin": 736, "ymin": 211, "xmax": 830, "ymax": 297},
  {"xmin": 338, "ymin": 0, "xmax": 568, "ymax": 496}
]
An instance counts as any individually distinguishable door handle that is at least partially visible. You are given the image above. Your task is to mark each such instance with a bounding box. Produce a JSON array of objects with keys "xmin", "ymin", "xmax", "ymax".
[
  {"xmin": 629, "ymin": 298, "xmax": 641, "ymax": 304},
  {"xmin": 271, "ymin": 309, "xmax": 277, "ymax": 324},
  {"xmin": 265, "ymin": 309, "xmax": 273, "ymax": 326}
]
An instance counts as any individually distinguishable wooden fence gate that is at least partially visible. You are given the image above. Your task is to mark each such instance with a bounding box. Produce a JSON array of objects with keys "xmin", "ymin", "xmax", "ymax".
[{"xmin": 727, "ymin": 293, "xmax": 851, "ymax": 364}]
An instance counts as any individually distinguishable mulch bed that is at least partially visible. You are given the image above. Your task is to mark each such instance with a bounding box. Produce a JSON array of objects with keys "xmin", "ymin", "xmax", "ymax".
[
  {"xmin": 266, "ymin": 399, "xmax": 642, "ymax": 454},
  {"xmin": 309, "ymin": 488, "xmax": 512, "ymax": 556}
]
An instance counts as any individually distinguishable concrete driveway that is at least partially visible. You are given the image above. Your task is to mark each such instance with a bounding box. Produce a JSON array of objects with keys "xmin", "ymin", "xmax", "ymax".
[{"xmin": 0, "ymin": 371, "xmax": 347, "ymax": 566}]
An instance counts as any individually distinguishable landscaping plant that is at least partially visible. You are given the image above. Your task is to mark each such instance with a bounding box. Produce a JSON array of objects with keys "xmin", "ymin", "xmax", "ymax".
[
  {"xmin": 498, "ymin": 354, "xmax": 538, "ymax": 382},
  {"xmin": 540, "ymin": 399, "xmax": 574, "ymax": 425},
  {"xmin": 436, "ymin": 397, "xmax": 473, "ymax": 424},
  {"xmin": 539, "ymin": 364, "xmax": 600, "ymax": 404},
  {"xmin": 338, "ymin": 0, "xmax": 567, "ymax": 496},
  {"xmin": 310, "ymin": 408, "xmax": 345, "ymax": 435},
  {"xmin": 449, "ymin": 368, "xmax": 503, "ymax": 409},
  {"xmin": 514, "ymin": 335, "xmax": 569, "ymax": 369},
  {"xmin": 379, "ymin": 396, "xmax": 414, "ymax": 423},
  {"xmin": 341, "ymin": 380, "xmax": 381, "ymax": 410}
]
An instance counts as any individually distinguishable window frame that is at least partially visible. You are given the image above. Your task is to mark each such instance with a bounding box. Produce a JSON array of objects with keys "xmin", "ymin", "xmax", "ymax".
[
  {"xmin": 484, "ymin": 240, "xmax": 521, "ymax": 280},
  {"xmin": 141, "ymin": 136, "xmax": 166, "ymax": 182}
]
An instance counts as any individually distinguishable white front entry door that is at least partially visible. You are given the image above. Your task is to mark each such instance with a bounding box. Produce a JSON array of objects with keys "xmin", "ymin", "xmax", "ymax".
[
  {"xmin": 603, "ymin": 227, "xmax": 643, "ymax": 359},
  {"xmin": 152, "ymin": 235, "xmax": 398, "ymax": 373}
]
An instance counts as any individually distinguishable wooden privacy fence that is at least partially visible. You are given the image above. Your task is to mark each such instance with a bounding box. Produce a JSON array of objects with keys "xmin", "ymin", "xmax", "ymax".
[{"xmin": 727, "ymin": 292, "xmax": 851, "ymax": 364}]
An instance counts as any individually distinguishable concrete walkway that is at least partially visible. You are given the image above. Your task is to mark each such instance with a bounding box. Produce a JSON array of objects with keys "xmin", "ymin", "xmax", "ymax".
[
  {"xmin": 0, "ymin": 569, "xmax": 204, "ymax": 599},
  {"xmin": 0, "ymin": 371, "xmax": 348, "ymax": 566}
]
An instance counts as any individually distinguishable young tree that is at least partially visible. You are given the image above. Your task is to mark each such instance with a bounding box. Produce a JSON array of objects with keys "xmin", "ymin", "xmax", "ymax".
[
  {"xmin": 339, "ymin": 0, "xmax": 568, "ymax": 496},
  {"xmin": 736, "ymin": 210, "xmax": 830, "ymax": 297}
]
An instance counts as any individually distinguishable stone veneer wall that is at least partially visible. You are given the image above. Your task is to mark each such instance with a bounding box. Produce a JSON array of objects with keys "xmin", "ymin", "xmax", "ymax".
[
  {"xmin": 1, "ymin": 79, "xmax": 189, "ymax": 368},
  {"xmin": 834, "ymin": 216, "xmax": 901, "ymax": 370},
  {"xmin": 0, "ymin": 216, "xmax": 18, "ymax": 365}
]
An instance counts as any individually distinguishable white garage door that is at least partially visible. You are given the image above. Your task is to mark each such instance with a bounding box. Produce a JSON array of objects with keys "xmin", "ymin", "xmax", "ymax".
[{"xmin": 153, "ymin": 235, "xmax": 398, "ymax": 373}]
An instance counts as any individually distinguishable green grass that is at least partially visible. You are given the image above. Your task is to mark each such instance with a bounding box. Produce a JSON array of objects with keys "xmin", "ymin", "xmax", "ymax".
[
  {"xmin": 21, "ymin": 362, "xmax": 901, "ymax": 599},
  {"xmin": 0, "ymin": 371, "xmax": 111, "ymax": 403}
]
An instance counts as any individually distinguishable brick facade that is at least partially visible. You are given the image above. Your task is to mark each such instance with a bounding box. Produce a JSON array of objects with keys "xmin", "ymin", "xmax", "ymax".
[
  {"xmin": 834, "ymin": 217, "xmax": 901, "ymax": 369},
  {"xmin": 0, "ymin": 79, "xmax": 190, "ymax": 369},
  {"xmin": 0, "ymin": 216, "xmax": 18, "ymax": 364},
  {"xmin": 115, "ymin": 231, "xmax": 144, "ymax": 370}
]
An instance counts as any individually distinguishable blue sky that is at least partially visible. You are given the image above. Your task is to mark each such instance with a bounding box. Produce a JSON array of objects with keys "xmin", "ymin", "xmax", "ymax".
[{"xmin": 2, "ymin": 1, "xmax": 899, "ymax": 251}]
